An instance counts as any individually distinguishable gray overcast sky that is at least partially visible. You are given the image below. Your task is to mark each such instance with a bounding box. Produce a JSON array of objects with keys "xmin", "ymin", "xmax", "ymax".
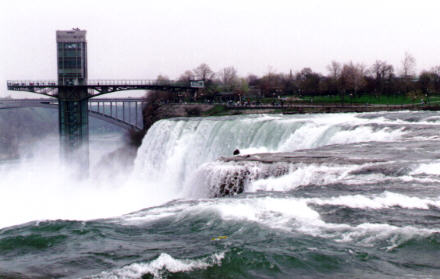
[{"xmin": 1, "ymin": 0, "xmax": 440, "ymax": 97}]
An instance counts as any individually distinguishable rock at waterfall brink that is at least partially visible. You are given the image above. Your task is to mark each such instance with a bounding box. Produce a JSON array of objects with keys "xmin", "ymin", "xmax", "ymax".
[
  {"xmin": 201, "ymin": 149, "xmax": 388, "ymax": 197},
  {"xmin": 195, "ymin": 160, "xmax": 291, "ymax": 197}
]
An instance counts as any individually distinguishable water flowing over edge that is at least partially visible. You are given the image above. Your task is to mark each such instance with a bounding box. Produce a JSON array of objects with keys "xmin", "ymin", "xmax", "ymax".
[{"xmin": 0, "ymin": 111, "xmax": 436, "ymax": 229}]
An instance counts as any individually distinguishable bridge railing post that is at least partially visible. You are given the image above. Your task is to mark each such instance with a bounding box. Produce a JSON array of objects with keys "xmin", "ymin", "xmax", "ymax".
[{"xmin": 122, "ymin": 102, "xmax": 125, "ymax": 122}]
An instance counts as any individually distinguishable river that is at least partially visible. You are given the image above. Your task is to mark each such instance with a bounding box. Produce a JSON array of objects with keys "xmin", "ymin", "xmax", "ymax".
[{"xmin": 1, "ymin": 111, "xmax": 440, "ymax": 278}]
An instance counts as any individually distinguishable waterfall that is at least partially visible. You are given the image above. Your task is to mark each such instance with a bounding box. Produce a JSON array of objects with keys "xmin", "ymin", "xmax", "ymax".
[
  {"xmin": 0, "ymin": 112, "xmax": 407, "ymax": 228},
  {"xmin": 133, "ymin": 113, "xmax": 405, "ymax": 197}
]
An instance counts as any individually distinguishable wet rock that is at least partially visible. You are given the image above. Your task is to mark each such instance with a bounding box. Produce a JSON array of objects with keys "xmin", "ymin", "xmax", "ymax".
[
  {"xmin": 195, "ymin": 161, "xmax": 291, "ymax": 197},
  {"xmin": 221, "ymin": 152, "xmax": 385, "ymax": 165},
  {"xmin": 202, "ymin": 149, "xmax": 389, "ymax": 197}
]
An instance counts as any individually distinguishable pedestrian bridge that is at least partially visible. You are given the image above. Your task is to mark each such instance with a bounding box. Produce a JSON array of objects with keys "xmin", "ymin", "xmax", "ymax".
[
  {"xmin": 7, "ymin": 79, "xmax": 203, "ymax": 98},
  {"xmin": 0, "ymin": 98, "xmax": 146, "ymax": 131}
]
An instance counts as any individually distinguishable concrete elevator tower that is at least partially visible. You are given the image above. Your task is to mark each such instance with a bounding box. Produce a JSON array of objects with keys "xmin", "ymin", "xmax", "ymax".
[{"xmin": 56, "ymin": 29, "xmax": 89, "ymax": 169}]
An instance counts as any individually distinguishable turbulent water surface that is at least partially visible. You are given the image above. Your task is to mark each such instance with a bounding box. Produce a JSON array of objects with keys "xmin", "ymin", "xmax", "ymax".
[{"xmin": 1, "ymin": 111, "xmax": 440, "ymax": 278}]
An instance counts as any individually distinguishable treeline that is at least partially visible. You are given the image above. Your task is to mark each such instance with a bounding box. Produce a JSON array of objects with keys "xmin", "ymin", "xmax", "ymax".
[{"xmin": 158, "ymin": 53, "xmax": 440, "ymax": 102}]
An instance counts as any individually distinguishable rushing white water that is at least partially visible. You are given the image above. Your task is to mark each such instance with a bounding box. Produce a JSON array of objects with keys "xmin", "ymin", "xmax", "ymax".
[
  {"xmin": 308, "ymin": 191, "xmax": 440, "ymax": 209},
  {"xmin": 133, "ymin": 113, "xmax": 405, "ymax": 197},
  {"xmin": 118, "ymin": 193, "xmax": 440, "ymax": 250},
  {"xmin": 411, "ymin": 161, "xmax": 440, "ymax": 175},
  {"xmin": 246, "ymin": 163, "xmax": 358, "ymax": 192},
  {"xmin": 0, "ymin": 112, "xmax": 420, "ymax": 229}
]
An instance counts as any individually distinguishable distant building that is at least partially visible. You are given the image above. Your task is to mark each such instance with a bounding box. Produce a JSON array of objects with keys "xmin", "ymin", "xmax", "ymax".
[{"xmin": 56, "ymin": 29, "xmax": 88, "ymax": 86}]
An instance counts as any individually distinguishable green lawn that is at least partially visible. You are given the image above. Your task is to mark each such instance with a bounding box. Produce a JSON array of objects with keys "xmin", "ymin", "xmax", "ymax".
[{"xmin": 203, "ymin": 105, "xmax": 228, "ymax": 116}]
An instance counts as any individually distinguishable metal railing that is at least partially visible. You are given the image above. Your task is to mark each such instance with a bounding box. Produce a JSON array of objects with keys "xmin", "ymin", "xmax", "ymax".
[
  {"xmin": 7, "ymin": 81, "xmax": 58, "ymax": 87},
  {"xmin": 7, "ymin": 79, "xmax": 193, "ymax": 87}
]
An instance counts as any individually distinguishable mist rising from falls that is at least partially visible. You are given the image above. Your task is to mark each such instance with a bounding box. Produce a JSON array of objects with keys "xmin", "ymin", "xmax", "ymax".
[{"xmin": 0, "ymin": 133, "xmax": 160, "ymax": 229}]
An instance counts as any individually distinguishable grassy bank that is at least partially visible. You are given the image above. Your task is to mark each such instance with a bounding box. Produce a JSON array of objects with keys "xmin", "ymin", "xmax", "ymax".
[
  {"xmin": 202, "ymin": 105, "xmax": 228, "ymax": 116},
  {"xmin": 300, "ymin": 95, "xmax": 440, "ymax": 105}
]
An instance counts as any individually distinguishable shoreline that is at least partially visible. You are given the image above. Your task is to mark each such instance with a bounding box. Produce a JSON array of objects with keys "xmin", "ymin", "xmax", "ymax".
[
  {"xmin": 150, "ymin": 103, "xmax": 440, "ymax": 119},
  {"xmin": 137, "ymin": 102, "xmax": 440, "ymax": 134},
  {"xmin": 223, "ymin": 103, "xmax": 440, "ymax": 115}
]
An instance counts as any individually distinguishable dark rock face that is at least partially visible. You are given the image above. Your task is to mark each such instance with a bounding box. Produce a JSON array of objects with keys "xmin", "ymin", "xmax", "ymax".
[
  {"xmin": 126, "ymin": 129, "xmax": 146, "ymax": 148},
  {"xmin": 215, "ymin": 162, "xmax": 291, "ymax": 197},
  {"xmin": 217, "ymin": 168, "xmax": 249, "ymax": 197},
  {"xmin": 194, "ymin": 161, "xmax": 291, "ymax": 197}
]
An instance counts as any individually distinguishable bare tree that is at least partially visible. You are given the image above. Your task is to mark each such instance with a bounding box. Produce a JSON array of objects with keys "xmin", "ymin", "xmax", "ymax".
[
  {"xmin": 369, "ymin": 60, "xmax": 394, "ymax": 96},
  {"xmin": 326, "ymin": 61, "xmax": 342, "ymax": 95},
  {"xmin": 156, "ymin": 74, "xmax": 170, "ymax": 82},
  {"xmin": 327, "ymin": 61, "xmax": 342, "ymax": 79},
  {"xmin": 246, "ymin": 74, "xmax": 259, "ymax": 86},
  {"xmin": 218, "ymin": 66, "xmax": 239, "ymax": 90},
  {"xmin": 178, "ymin": 70, "xmax": 195, "ymax": 82},
  {"xmin": 144, "ymin": 75, "xmax": 172, "ymax": 101},
  {"xmin": 430, "ymin": 65, "xmax": 440, "ymax": 76},
  {"xmin": 400, "ymin": 52, "xmax": 416, "ymax": 78},
  {"xmin": 193, "ymin": 63, "xmax": 215, "ymax": 81},
  {"xmin": 370, "ymin": 60, "xmax": 394, "ymax": 80},
  {"xmin": 418, "ymin": 71, "xmax": 435, "ymax": 94},
  {"xmin": 296, "ymin": 68, "xmax": 321, "ymax": 96},
  {"xmin": 340, "ymin": 62, "xmax": 366, "ymax": 97}
]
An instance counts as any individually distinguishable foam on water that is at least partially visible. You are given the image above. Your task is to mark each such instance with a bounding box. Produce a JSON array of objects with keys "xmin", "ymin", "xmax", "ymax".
[
  {"xmin": 309, "ymin": 191, "xmax": 440, "ymax": 210},
  {"xmin": 411, "ymin": 161, "xmax": 440, "ymax": 176},
  {"xmin": 247, "ymin": 164, "xmax": 358, "ymax": 192},
  {"xmin": 212, "ymin": 197, "xmax": 440, "ymax": 244},
  {"xmin": 88, "ymin": 252, "xmax": 225, "ymax": 279},
  {"xmin": 422, "ymin": 115, "xmax": 440, "ymax": 123},
  {"xmin": 118, "ymin": 195, "xmax": 440, "ymax": 250},
  {"xmin": 337, "ymin": 223, "xmax": 438, "ymax": 251}
]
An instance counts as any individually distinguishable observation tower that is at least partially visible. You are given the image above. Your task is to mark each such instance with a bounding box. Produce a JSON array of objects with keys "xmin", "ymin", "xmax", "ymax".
[
  {"xmin": 7, "ymin": 28, "xmax": 204, "ymax": 172},
  {"xmin": 56, "ymin": 29, "xmax": 90, "ymax": 167}
]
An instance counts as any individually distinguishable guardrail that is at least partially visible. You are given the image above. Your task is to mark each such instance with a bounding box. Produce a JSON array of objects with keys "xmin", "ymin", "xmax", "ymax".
[
  {"xmin": 7, "ymin": 79, "xmax": 202, "ymax": 87},
  {"xmin": 7, "ymin": 81, "xmax": 57, "ymax": 87}
]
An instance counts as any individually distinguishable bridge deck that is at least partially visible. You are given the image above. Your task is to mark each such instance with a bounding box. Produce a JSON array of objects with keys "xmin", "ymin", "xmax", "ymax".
[
  {"xmin": 7, "ymin": 80, "xmax": 204, "ymax": 98},
  {"xmin": 7, "ymin": 80, "xmax": 194, "ymax": 87}
]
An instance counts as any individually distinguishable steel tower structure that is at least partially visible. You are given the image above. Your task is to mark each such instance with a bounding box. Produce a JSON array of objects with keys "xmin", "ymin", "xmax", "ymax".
[
  {"xmin": 56, "ymin": 29, "xmax": 90, "ymax": 168},
  {"xmin": 6, "ymin": 29, "xmax": 204, "ymax": 172}
]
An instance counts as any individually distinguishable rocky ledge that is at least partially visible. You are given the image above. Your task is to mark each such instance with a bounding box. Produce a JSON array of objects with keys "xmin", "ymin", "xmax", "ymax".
[
  {"xmin": 198, "ymin": 147, "xmax": 390, "ymax": 197},
  {"xmin": 222, "ymin": 152, "xmax": 385, "ymax": 165}
]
